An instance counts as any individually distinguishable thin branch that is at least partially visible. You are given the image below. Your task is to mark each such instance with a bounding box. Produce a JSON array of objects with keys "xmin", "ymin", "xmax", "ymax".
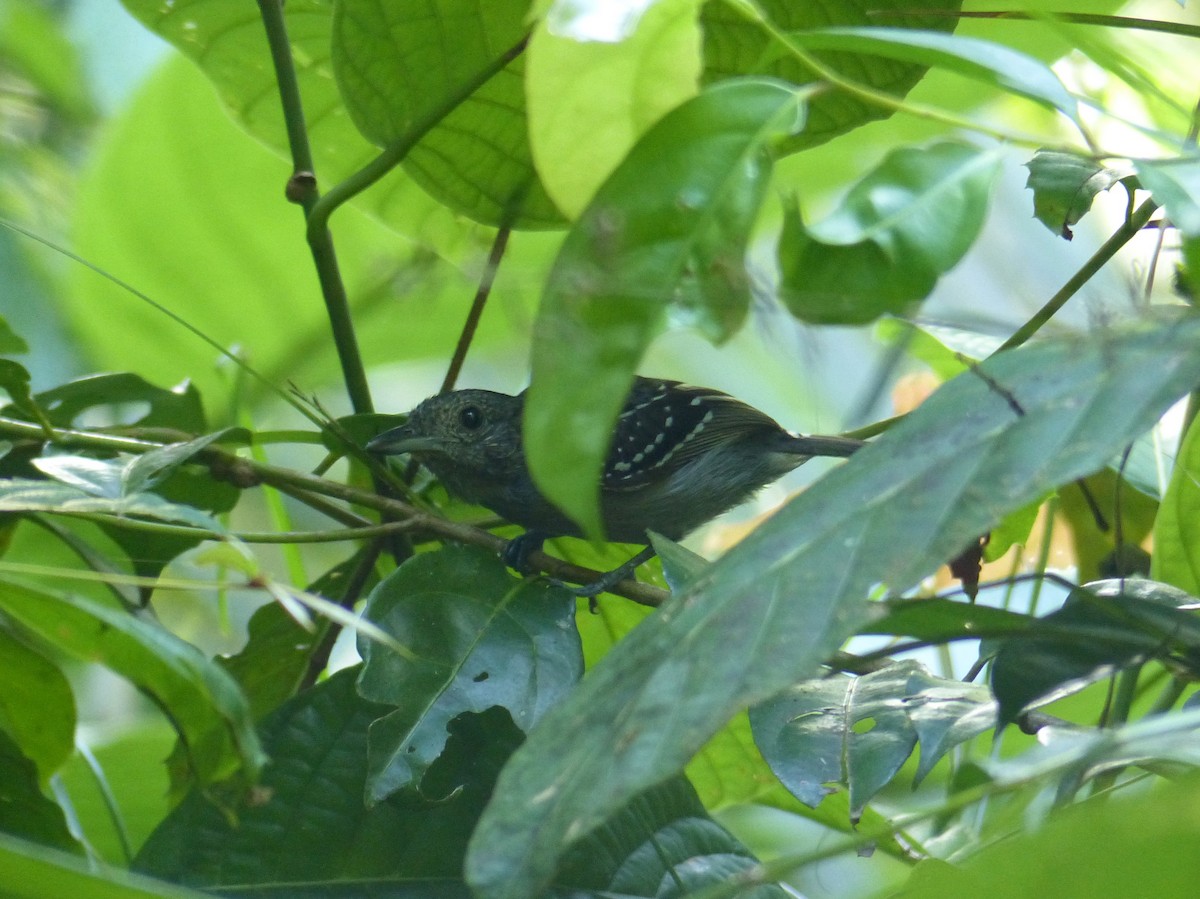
[
  {"xmin": 441, "ymin": 225, "xmax": 512, "ymax": 394},
  {"xmin": 996, "ymin": 197, "xmax": 1159, "ymax": 352},
  {"xmin": 0, "ymin": 416, "xmax": 667, "ymax": 607},
  {"xmin": 257, "ymin": 0, "xmax": 374, "ymax": 415}
]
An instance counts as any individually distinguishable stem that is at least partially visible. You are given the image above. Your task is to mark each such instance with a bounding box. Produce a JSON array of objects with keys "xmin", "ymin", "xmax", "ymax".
[
  {"xmin": 441, "ymin": 225, "xmax": 512, "ymax": 394},
  {"xmin": 257, "ymin": 0, "xmax": 374, "ymax": 415},
  {"xmin": 996, "ymin": 198, "xmax": 1159, "ymax": 352},
  {"xmin": 301, "ymin": 540, "xmax": 385, "ymax": 691},
  {"xmin": 0, "ymin": 416, "xmax": 667, "ymax": 607}
]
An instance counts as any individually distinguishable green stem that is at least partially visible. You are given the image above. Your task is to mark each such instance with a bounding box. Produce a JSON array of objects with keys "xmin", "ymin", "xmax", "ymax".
[
  {"xmin": 441, "ymin": 225, "xmax": 512, "ymax": 394},
  {"xmin": 948, "ymin": 11, "xmax": 1200, "ymax": 41},
  {"xmin": 257, "ymin": 0, "xmax": 374, "ymax": 415},
  {"xmin": 0, "ymin": 416, "xmax": 668, "ymax": 607},
  {"xmin": 996, "ymin": 198, "xmax": 1159, "ymax": 352}
]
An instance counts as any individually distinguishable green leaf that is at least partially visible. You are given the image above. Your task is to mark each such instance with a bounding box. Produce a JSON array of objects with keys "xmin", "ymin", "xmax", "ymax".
[
  {"xmin": 751, "ymin": 660, "xmax": 994, "ymax": 815},
  {"xmin": 864, "ymin": 597, "xmax": 1033, "ymax": 644},
  {"xmin": 1135, "ymin": 156, "xmax": 1200, "ymax": 236},
  {"xmin": 526, "ymin": 0, "xmax": 702, "ymax": 218},
  {"xmin": 779, "ymin": 140, "xmax": 1002, "ymax": 324},
  {"xmin": 789, "ymin": 27, "xmax": 1079, "ymax": 123},
  {"xmin": 0, "ymin": 478, "xmax": 226, "ymax": 532},
  {"xmin": 0, "ymin": 630, "xmax": 75, "ymax": 781},
  {"xmin": 0, "ymin": 830, "xmax": 215, "ymax": 899},
  {"xmin": 357, "ymin": 545, "xmax": 581, "ymax": 804},
  {"xmin": 1155, "ymin": 414, "xmax": 1200, "ymax": 594},
  {"xmin": 466, "ymin": 314, "xmax": 1200, "ymax": 899},
  {"xmin": 332, "ymin": 0, "xmax": 561, "ymax": 228},
  {"xmin": 700, "ymin": 0, "xmax": 964, "ymax": 154},
  {"xmin": 5, "ymin": 373, "xmax": 207, "ymax": 434},
  {"xmin": 136, "ymin": 667, "xmax": 519, "ymax": 888},
  {"xmin": 0, "ymin": 315, "xmax": 28, "ymax": 356},
  {"xmin": 990, "ymin": 588, "xmax": 1200, "ymax": 727},
  {"xmin": 0, "ymin": 582, "xmax": 264, "ymax": 791},
  {"xmin": 524, "ymin": 78, "xmax": 806, "ymax": 537},
  {"xmin": 56, "ymin": 723, "xmax": 176, "ymax": 866},
  {"xmin": 900, "ymin": 774, "xmax": 1200, "ymax": 899},
  {"xmin": 555, "ymin": 776, "xmax": 789, "ymax": 898},
  {"xmin": 0, "ymin": 359, "xmax": 36, "ymax": 420},
  {"xmin": 1026, "ymin": 149, "xmax": 1133, "ymax": 240},
  {"xmin": 0, "ymin": 731, "xmax": 76, "ymax": 851}
]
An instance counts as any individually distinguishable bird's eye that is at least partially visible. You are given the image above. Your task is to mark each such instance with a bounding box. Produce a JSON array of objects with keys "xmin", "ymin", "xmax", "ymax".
[{"xmin": 458, "ymin": 405, "xmax": 483, "ymax": 429}]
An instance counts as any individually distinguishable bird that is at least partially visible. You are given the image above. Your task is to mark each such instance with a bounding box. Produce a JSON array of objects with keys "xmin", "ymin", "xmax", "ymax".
[{"xmin": 367, "ymin": 377, "xmax": 864, "ymax": 594}]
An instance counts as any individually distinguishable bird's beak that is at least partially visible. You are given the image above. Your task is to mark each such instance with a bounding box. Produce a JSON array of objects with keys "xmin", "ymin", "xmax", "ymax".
[{"xmin": 366, "ymin": 424, "xmax": 442, "ymax": 456}]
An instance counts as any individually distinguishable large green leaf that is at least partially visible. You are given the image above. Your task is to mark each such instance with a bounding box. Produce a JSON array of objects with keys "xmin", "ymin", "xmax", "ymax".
[
  {"xmin": 466, "ymin": 314, "xmax": 1200, "ymax": 899},
  {"xmin": 751, "ymin": 660, "xmax": 994, "ymax": 815},
  {"xmin": 524, "ymin": 78, "xmax": 806, "ymax": 537},
  {"xmin": 787, "ymin": 27, "xmax": 1079, "ymax": 123},
  {"xmin": 357, "ymin": 545, "xmax": 581, "ymax": 804},
  {"xmin": 901, "ymin": 776, "xmax": 1200, "ymax": 899},
  {"xmin": 700, "ymin": 0, "xmax": 963, "ymax": 154},
  {"xmin": 0, "ymin": 630, "xmax": 75, "ymax": 782},
  {"xmin": 990, "ymin": 586, "xmax": 1200, "ymax": 727},
  {"xmin": 332, "ymin": 0, "xmax": 561, "ymax": 227},
  {"xmin": 526, "ymin": 0, "xmax": 702, "ymax": 218},
  {"xmin": 136, "ymin": 667, "xmax": 513, "ymax": 887},
  {"xmin": 778, "ymin": 140, "xmax": 1002, "ymax": 324},
  {"xmin": 0, "ymin": 583, "xmax": 263, "ymax": 791}
]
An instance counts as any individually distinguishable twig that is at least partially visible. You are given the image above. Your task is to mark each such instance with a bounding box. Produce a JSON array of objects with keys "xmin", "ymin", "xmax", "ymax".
[
  {"xmin": 441, "ymin": 225, "xmax": 512, "ymax": 394},
  {"xmin": 257, "ymin": 0, "xmax": 374, "ymax": 415}
]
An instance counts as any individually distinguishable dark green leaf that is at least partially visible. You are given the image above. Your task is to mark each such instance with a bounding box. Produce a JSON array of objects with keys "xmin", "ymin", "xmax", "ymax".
[
  {"xmin": 863, "ymin": 597, "xmax": 1033, "ymax": 643},
  {"xmin": 466, "ymin": 314, "xmax": 1200, "ymax": 899},
  {"xmin": 991, "ymin": 589, "xmax": 1200, "ymax": 726},
  {"xmin": 0, "ymin": 630, "xmax": 75, "ymax": 781},
  {"xmin": 357, "ymin": 545, "xmax": 581, "ymax": 804},
  {"xmin": 751, "ymin": 660, "xmax": 994, "ymax": 815},
  {"xmin": 700, "ymin": 0, "xmax": 963, "ymax": 154},
  {"xmin": 217, "ymin": 603, "xmax": 318, "ymax": 722},
  {"xmin": 525, "ymin": 78, "xmax": 805, "ymax": 536},
  {"xmin": 779, "ymin": 141, "xmax": 1001, "ymax": 324},
  {"xmin": 1026, "ymin": 149, "xmax": 1133, "ymax": 239},
  {"xmin": 22, "ymin": 373, "xmax": 206, "ymax": 432},
  {"xmin": 332, "ymin": 0, "xmax": 561, "ymax": 227},
  {"xmin": 556, "ymin": 776, "xmax": 789, "ymax": 899},
  {"xmin": 0, "ymin": 731, "xmax": 77, "ymax": 851},
  {"xmin": 0, "ymin": 582, "xmax": 263, "ymax": 790},
  {"xmin": 790, "ymin": 28, "xmax": 1079, "ymax": 122},
  {"xmin": 136, "ymin": 667, "xmax": 519, "ymax": 887}
]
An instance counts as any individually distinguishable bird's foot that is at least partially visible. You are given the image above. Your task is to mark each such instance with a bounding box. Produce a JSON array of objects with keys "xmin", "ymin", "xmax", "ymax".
[
  {"xmin": 565, "ymin": 546, "xmax": 658, "ymax": 611},
  {"xmin": 501, "ymin": 531, "xmax": 546, "ymax": 575}
]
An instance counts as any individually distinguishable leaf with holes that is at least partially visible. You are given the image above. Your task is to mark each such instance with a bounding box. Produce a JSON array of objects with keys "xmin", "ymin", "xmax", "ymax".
[
  {"xmin": 357, "ymin": 545, "xmax": 581, "ymax": 804},
  {"xmin": 1026, "ymin": 150, "xmax": 1133, "ymax": 239},
  {"xmin": 751, "ymin": 660, "xmax": 994, "ymax": 815}
]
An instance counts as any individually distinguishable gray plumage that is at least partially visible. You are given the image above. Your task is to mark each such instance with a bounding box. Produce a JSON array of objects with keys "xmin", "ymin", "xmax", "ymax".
[{"xmin": 368, "ymin": 377, "xmax": 862, "ymax": 545}]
